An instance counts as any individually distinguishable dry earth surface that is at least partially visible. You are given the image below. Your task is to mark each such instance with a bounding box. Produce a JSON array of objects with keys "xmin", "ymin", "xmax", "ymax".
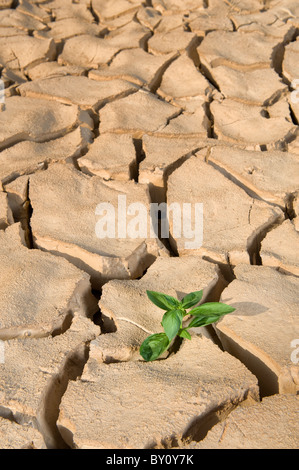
[{"xmin": 0, "ymin": 0, "xmax": 298, "ymax": 450}]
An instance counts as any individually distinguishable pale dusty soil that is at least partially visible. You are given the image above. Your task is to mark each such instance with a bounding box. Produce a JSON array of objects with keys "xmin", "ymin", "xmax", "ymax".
[{"xmin": 0, "ymin": 0, "xmax": 298, "ymax": 450}]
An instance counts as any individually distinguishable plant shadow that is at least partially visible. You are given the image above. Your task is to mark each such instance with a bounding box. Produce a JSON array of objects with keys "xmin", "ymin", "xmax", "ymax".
[
  {"xmin": 175, "ymin": 290, "xmax": 268, "ymax": 318},
  {"xmin": 220, "ymin": 300, "xmax": 269, "ymax": 317}
]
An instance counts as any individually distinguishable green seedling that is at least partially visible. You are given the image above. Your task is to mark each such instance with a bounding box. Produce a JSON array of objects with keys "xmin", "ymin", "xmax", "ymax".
[{"xmin": 140, "ymin": 290, "xmax": 235, "ymax": 362}]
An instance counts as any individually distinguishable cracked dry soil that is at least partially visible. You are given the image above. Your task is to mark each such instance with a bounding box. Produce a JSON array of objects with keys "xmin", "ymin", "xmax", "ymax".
[{"xmin": 0, "ymin": 0, "xmax": 298, "ymax": 450}]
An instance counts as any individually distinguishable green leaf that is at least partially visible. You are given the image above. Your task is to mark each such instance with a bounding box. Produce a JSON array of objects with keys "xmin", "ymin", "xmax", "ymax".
[
  {"xmin": 178, "ymin": 328, "xmax": 192, "ymax": 340},
  {"xmin": 161, "ymin": 309, "xmax": 183, "ymax": 341},
  {"xmin": 188, "ymin": 302, "xmax": 235, "ymax": 317},
  {"xmin": 187, "ymin": 314, "xmax": 224, "ymax": 329},
  {"xmin": 139, "ymin": 333, "xmax": 170, "ymax": 362},
  {"xmin": 146, "ymin": 290, "xmax": 180, "ymax": 310},
  {"xmin": 181, "ymin": 290, "xmax": 203, "ymax": 309}
]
